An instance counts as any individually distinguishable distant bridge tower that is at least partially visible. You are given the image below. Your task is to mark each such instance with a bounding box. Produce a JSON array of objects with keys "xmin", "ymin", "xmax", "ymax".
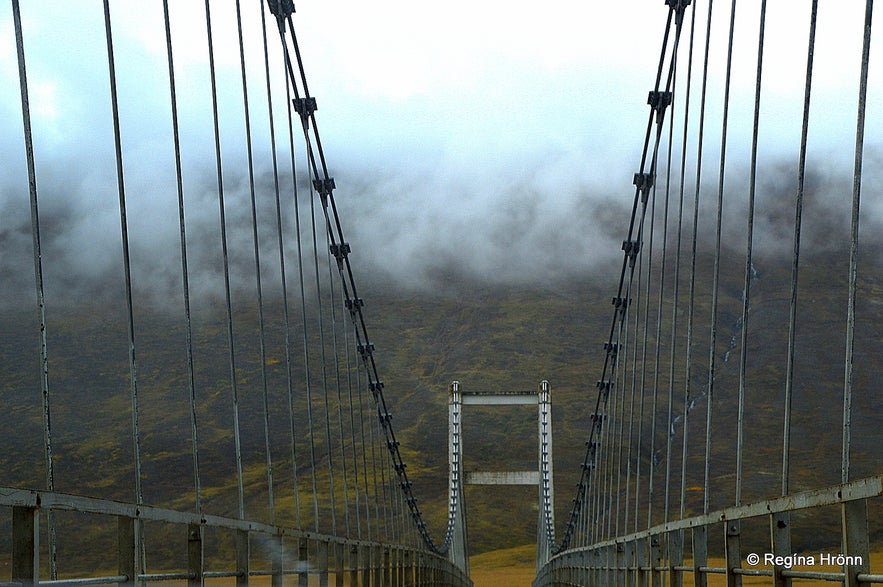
[{"xmin": 446, "ymin": 381, "xmax": 555, "ymax": 573}]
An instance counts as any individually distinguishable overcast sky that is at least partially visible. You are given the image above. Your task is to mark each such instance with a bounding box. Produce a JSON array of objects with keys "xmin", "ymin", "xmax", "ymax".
[{"xmin": 1, "ymin": 2, "xmax": 881, "ymax": 303}]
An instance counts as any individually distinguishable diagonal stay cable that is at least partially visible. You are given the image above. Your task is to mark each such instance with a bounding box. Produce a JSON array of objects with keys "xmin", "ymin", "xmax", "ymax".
[
  {"xmin": 266, "ymin": 1, "xmax": 442, "ymax": 551},
  {"xmin": 558, "ymin": 1, "xmax": 689, "ymax": 553}
]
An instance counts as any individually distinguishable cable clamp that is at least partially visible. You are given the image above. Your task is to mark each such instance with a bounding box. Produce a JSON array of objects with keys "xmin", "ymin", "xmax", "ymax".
[
  {"xmin": 633, "ymin": 172, "xmax": 654, "ymax": 202},
  {"xmin": 344, "ymin": 297, "xmax": 364, "ymax": 315},
  {"xmin": 611, "ymin": 296, "xmax": 630, "ymax": 313},
  {"xmin": 666, "ymin": 0, "xmax": 692, "ymax": 25},
  {"xmin": 622, "ymin": 239, "xmax": 641, "ymax": 267},
  {"xmin": 312, "ymin": 177, "xmax": 335, "ymax": 206},
  {"xmin": 330, "ymin": 242, "xmax": 350, "ymax": 263},
  {"xmin": 622, "ymin": 239, "xmax": 640, "ymax": 257},
  {"xmin": 648, "ymin": 90, "xmax": 672, "ymax": 123},
  {"xmin": 268, "ymin": 0, "xmax": 296, "ymax": 18},
  {"xmin": 292, "ymin": 96, "xmax": 317, "ymax": 121},
  {"xmin": 647, "ymin": 90, "xmax": 671, "ymax": 110}
]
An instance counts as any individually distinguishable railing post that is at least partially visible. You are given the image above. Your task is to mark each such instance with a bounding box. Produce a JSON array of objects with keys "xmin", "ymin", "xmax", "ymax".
[
  {"xmin": 770, "ymin": 512, "xmax": 792, "ymax": 587},
  {"xmin": 650, "ymin": 535, "xmax": 663, "ymax": 587},
  {"xmin": 670, "ymin": 529, "xmax": 684, "ymax": 587},
  {"xmin": 12, "ymin": 506, "xmax": 38, "ymax": 587},
  {"xmin": 317, "ymin": 539, "xmax": 329, "ymax": 587},
  {"xmin": 348, "ymin": 543, "xmax": 359, "ymax": 587},
  {"xmin": 842, "ymin": 499, "xmax": 870, "ymax": 587},
  {"xmin": 236, "ymin": 530, "xmax": 250, "ymax": 587},
  {"xmin": 692, "ymin": 525, "xmax": 708, "ymax": 587},
  {"xmin": 581, "ymin": 548, "xmax": 589, "ymax": 587},
  {"xmin": 333, "ymin": 541, "xmax": 345, "ymax": 587},
  {"xmin": 117, "ymin": 515, "xmax": 136, "ymax": 587},
  {"xmin": 359, "ymin": 544, "xmax": 371, "ymax": 587},
  {"xmin": 636, "ymin": 540, "xmax": 647, "ymax": 587},
  {"xmin": 624, "ymin": 539, "xmax": 635, "ymax": 587},
  {"xmin": 392, "ymin": 547, "xmax": 401, "ymax": 587},
  {"xmin": 187, "ymin": 523, "xmax": 203, "ymax": 587},
  {"xmin": 415, "ymin": 552, "xmax": 423, "ymax": 587},
  {"xmin": 298, "ymin": 537, "xmax": 309, "ymax": 587},
  {"xmin": 724, "ymin": 521, "xmax": 742, "ymax": 587},
  {"xmin": 382, "ymin": 547, "xmax": 391, "ymax": 586},
  {"xmin": 372, "ymin": 545, "xmax": 382, "ymax": 587},
  {"xmin": 271, "ymin": 535, "xmax": 284, "ymax": 587}
]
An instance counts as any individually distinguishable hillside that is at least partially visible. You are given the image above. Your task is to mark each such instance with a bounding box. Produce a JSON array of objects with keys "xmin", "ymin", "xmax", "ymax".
[{"xmin": 1, "ymin": 247, "xmax": 882, "ymax": 570}]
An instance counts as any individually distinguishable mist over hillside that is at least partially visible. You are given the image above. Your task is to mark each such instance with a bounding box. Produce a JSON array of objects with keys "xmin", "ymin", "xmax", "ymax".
[
  {"xmin": 2, "ymin": 144, "xmax": 882, "ymax": 309},
  {"xmin": 1, "ymin": 244, "xmax": 881, "ymax": 560}
]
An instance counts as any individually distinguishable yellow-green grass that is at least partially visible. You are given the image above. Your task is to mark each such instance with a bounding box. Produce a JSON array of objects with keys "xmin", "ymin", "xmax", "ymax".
[{"xmin": 465, "ymin": 546, "xmax": 883, "ymax": 587}]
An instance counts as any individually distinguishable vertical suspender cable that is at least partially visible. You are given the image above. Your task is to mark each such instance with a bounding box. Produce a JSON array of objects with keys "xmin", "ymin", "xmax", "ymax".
[
  {"xmin": 736, "ymin": 0, "xmax": 767, "ymax": 508},
  {"xmin": 623, "ymin": 269, "xmax": 640, "ymax": 535},
  {"xmin": 376, "ymin": 418, "xmax": 392, "ymax": 542},
  {"xmin": 203, "ymin": 0, "xmax": 245, "ymax": 519},
  {"xmin": 258, "ymin": 0, "xmax": 301, "ymax": 528},
  {"xmin": 233, "ymin": 0, "xmax": 276, "ymax": 526},
  {"xmin": 101, "ymin": 0, "xmax": 144, "ymax": 520},
  {"xmin": 271, "ymin": 7, "xmax": 442, "ymax": 551},
  {"xmin": 783, "ymin": 0, "xmax": 818, "ymax": 497},
  {"xmin": 161, "ymin": 0, "xmax": 202, "ymax": 516},
  {"xmin": 282, "ymin": 68, "xmax": 319, "ymax": 531},
  {"xmin": 357, "ymin": 363, "xmax": 374, "ymax": 540},
  {"xmin": 687, "ymin": 0, "xmax": 714, "ymax": 515},
  {"xmin": 101, "ymin": 1, "xmax": 149, "ymax": 573},
  {"xmin": 677, "ymin": 0, "xmax": 699, "ymax": 520},
  {"xmin": 12, "ymin": 1, "xmax": 58, "ymax": 577},
  {"xmin": 644, "ymin": 145, "xmax": 661, "ymax": 532},
  {"xmin": 326, "ymin": 239, "xmax": 353, "ymax": 535},
  {"xmin": 343, "ymin": 310, "xmax": 364, "ymax": 539},
  {"xmin": 632, "ymin": 250, "xmax": 647, "ymax": 534},
  {"xmin": 557, "ymin": 7, "xmax": 679, "ymax": 552},
  {"xmin": 612, "ymin": 284, "xmax": 631, "ymax": 537},
  {"xmin": 308, "ymin": 177, "xmax": 338, "ymax": 533},
  {"xmin": 661, "ymin": 45, "xmax": 678, "ymax": 524},
  {"xmin": 843, "ymin": 0, "xmax": 874, "ymax": 485},
  {"xmin": 704, "ymin": 0, "xmax": 738, "ymax": 516}
]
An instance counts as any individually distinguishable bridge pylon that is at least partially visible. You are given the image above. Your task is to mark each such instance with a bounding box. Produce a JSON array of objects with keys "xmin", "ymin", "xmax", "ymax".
[{"xmin": 445, "ymin": 381, "xmax": 556, "ymax": 574}]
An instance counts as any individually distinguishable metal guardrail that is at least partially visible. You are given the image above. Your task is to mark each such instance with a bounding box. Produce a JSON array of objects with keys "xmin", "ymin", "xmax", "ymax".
[
  {"xmin": 533, "ymin": 475, "xmax": 882, "ymax": 587},
  {"xmin": 0, "ymin": 487, "xmax": 471, "ymax": 587}
]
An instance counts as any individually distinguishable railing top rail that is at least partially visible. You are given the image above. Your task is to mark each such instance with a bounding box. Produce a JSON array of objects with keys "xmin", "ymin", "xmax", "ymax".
[
  {"xmin": 0, "ymin": 486, "xmax": 435, "ymax": 552},
  {"xmin": 563, "ymin": 474, "xmax": 882, "ymax": 553}
]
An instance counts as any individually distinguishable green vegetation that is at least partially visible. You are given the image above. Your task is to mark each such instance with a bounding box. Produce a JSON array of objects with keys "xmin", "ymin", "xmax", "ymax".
[{"xmin": 1, "ymin": 248, "xmax": 881, "ymax": 573}]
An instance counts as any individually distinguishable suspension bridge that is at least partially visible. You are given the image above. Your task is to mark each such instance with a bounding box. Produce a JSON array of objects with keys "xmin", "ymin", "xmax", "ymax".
[{"xmin": 2, "ymin": 1, "xmax": 881, "ymax": 585}]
